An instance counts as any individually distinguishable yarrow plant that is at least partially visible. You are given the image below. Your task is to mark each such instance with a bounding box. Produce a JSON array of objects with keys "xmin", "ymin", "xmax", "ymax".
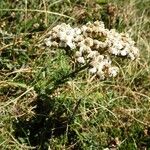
[{"xmin": 44, "ymin": 21, "xmax": 139, "ymax": 80}]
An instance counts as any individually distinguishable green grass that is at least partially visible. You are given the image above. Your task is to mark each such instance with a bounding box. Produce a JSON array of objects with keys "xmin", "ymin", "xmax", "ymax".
[{"xmin": 0, "ymin": 0, "xmax": 150, "ymax": 149}]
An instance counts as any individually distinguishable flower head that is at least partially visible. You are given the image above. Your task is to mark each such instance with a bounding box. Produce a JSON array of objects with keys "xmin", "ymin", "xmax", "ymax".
[{"xmin": 44, "ymin": 21, "xmax": 139, "ymax": 80}]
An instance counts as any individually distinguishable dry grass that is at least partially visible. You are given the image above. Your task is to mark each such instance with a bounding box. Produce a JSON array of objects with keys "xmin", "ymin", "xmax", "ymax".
[{"xmin": 0, "ymin": 0, "xmax": 150, "ymax": 149}]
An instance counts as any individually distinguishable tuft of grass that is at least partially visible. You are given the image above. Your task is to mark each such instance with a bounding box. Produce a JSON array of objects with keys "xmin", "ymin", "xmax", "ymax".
[{"xmin": 0, "ymin": 0, "xmax": 150, "ymax": 149}]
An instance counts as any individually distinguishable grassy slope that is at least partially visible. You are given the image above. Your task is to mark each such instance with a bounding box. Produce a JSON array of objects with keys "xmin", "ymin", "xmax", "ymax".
[{"xmin": 0, "ymin": 0, "xmax": 150, "ymax": 149}]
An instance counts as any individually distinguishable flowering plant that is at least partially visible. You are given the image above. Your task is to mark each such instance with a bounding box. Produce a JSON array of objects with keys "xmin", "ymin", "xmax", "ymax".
[{"xmin": 44, "ymin": 21, "xmax": 139, "ymax": 80}]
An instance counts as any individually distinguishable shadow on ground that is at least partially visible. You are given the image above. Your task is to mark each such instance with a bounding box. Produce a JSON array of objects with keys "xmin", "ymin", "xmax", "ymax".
[
  {"xmin": 13, "ymin": 94, "xmax": 80, "ymax": 150},
  {"xmin": 12, "ymin": 65, "xmax": 87, "ymax": 149}
]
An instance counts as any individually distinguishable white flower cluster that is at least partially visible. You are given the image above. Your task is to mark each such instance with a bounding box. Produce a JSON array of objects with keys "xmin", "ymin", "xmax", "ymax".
[
  {"xmin": 107, "ymin": 29, "xmax": 139, "ymax": 60},
  {"xmin": 44, "ymin": 21, "xmax": 139, "ymax": 80}
]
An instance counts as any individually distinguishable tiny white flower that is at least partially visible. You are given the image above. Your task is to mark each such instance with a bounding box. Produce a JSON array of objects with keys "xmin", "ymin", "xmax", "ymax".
[
  {"xmin": 94, "ymin": 20, "xmax": 102, "ymax": 27},
  {"xmin": 84, "ymin": 37, "xmax": 93, "ymax": 47},
  {"xmin": 89, "ymin": 67, "xmax": 97, "ymax": 74},
  {"xmin": 74, "ymin": 35, "xmax": 84, "ymax": 42},
  {"xmin": 78, "ymin": 41, "xmax": 85, "ymax": 48},
  {"xmin": 108, "ymin": 67, "xmax": 119, "ymax": 77},
  {"xmin": 67, "ymin": 40, "xmax": 76, "ymax": 49},
  {"xmin": 52, "ymin": 41, "xmax": 58, "ymax": 47},
  {"xmin": 66, "ymin": 29, "xmax": 75, "ymax": 36},
  {"xmin": 87, "ymin": 51, "xmax": 99, "ymax": 59},
  {"xmin": 81, "ymin": 25, "xmax": 87, "ymax": 32},
  {"xmin": 75, "ymin": 51, "xmax": 82, "ymax": 57},
  {"xmin": 59, "ymin": 32, "xmax": 67, "ymax": 41},
  {"xmin": 96, "ymin": 70, "xmax": 105, "ymax": 80},
  {"xmin": 45, "ymin": 38, "xmax": 52, "ymax": 47},
  {"xmin": 77, "ymin": 57, "xmax": 85, "ymax": 64},
  {"xmin": 90, "ymin": 59, "xmax": 100, "ymax": 68},
  {"xmin": 97, "ymin": 55, "xmax": 104, "ymax": 61},
  {"xmin": 128, "ymin": 53, "xmax": 135, "ymax": 60},
  {"xmin": 109, "ymin": 47, "xmax": 119, "ymax": 55},
  {"xmin": 103, "ymin": 59, "xmax": 111, "ymax": 67},
  {"xmin": 114, "ymin": 42, "xmax": 124, "ymax": 50},
  {"xmin": 79, "ymin": 45, "xmax": 88, "ymax": 53},
  {"xmin": 93, "ymin": 39, "xmax": 100, "ymax": 45},
  {"xmin": 120, "ymin": 49, "xmax": 128, "ymax": 56},
  {"xmin": 132, "ymin": 47, "xmax": 139, "ymax": 57},
  {"xmin": 98, "ymin": 41, "xmax": 107, "ymax": 48},
  {"xmin": 74, "ymin": 27, "xmax": 82, "ymax": 35}
]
